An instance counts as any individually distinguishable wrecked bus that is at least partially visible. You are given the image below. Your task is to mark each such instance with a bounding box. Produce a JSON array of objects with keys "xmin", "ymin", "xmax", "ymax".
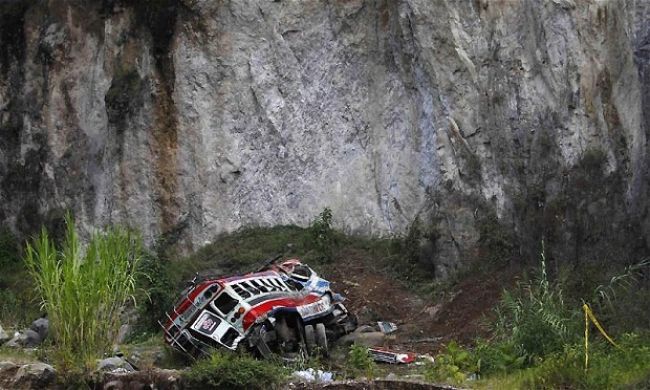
[{"xmin": 161, "ymin": 259, "xmax": 356, "ymax": 360}]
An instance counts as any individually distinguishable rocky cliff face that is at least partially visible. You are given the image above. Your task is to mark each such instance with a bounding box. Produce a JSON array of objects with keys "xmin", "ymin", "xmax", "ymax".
[{"xmin": 1, "ymin": 0, "xmax": 648, "ymax": 277}]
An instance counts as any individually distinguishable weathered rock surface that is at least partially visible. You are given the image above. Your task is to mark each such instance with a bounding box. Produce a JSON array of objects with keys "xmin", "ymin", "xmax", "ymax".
[
  {"xmin": 5, "ymin": 329, "xmax": 42, "ymax": 348},
  {"xmin": 97, "ymin": 356, "xmax": 135, "ymax": 373},
  {"xmin": 0, "ymin": 0, "xmax": 648, "ymax": 276},
  {"xmin": 29, "ymin": 318, "xmax": 48, "ymax": 341},
  {"xmin": 0, "ymin": 362, "xmax": 55, "ymax": 390}
]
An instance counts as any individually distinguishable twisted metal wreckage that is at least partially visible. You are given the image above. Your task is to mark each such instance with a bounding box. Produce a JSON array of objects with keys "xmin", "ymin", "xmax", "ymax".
[{"xmin": 161, "ymin": 257, "xmax": 357, "ymax": 359}]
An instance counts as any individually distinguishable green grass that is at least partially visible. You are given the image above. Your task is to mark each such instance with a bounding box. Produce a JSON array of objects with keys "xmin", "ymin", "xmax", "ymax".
[
  {"xmin": 24, "ymin": 215, "xmax": 141, "ymax": 374},
  {"xmin": 426, "ymin": 249, "xmax": 650, "ymax": 389},
  {"xmin": 0, "ymin": 347, "xmax": 40, "ymax": 364},
  {"xmin": 476, "ymin": 335, "xmax": 650, "ymax": 389}
]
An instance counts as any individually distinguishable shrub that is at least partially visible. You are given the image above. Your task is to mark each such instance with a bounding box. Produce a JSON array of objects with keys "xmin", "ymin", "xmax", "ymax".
[
  {"xmin": 477, "ymin": 213, "xmax": 515, "ymax": 267},
  {"xmin": 345, "ymin": 344, "xmax": 376, "ymax": 378},
  {"xmin": 183, "ymin": 352, "xmax": 288, "ymax": 390},
  {"xmin": 24, "ymin": 215, "xmax": 141, "ymax": 372},
  {"xmin": 424, "ymin": 341, "xmax": 478, "ymax": 385},
  {"xmin": 0, "ymin": 228, "xmax": 37, "ymax": 326},
  {"xmin": 492, "ymin": 243, "xmax": 576, "ymax": 363},
  {"xmin": 133, "ymin": 251, "xmax": 175, "ymax": 333},
  {"xmin": 475, "ymin": 339, "xmax": 526, "ymax": 376},
  {"xmin": 307, "ymin": 208, "xmax": 339, "ymax": 262},
  {"xmin": 511, "ymin": 335, "xmax": 650, "ymax": 389}
]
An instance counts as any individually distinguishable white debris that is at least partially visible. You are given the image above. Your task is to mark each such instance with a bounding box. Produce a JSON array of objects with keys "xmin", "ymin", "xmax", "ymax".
[
  {"xmin": 291, "ymin": 368, "xmax": 334, "ymax": 383},
  {"xmin": 377, "ymin": 321, "xmax": 398, "ymax": 334}
]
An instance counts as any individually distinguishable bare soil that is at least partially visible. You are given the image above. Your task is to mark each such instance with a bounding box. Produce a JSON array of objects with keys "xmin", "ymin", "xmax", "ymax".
[{"xmin": 322, "ymin": 248, "xmax": 519, "ymax": 355}]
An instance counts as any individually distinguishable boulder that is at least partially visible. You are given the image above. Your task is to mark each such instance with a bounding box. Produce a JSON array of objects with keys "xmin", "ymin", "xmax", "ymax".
[
  {"xmin": 5, "ymin": 332, "xmax": 27, "ymax": 348},
  {"xmin": 0, "ymin": 361, "xmax": 19, "ymax": 389},
  {"xmin": 5, "ymin": 329, "xmax": 42, "ymax": 348},
  {"xmin": 97, "ymin": 357, "xmax": 135, "ymax": 373},
  {"xmin": 30, "ymin": 318, "xmax": 49, "ymax": 341},
  {"xmin": 11, "ymin": 363, "xmax": 55, "ymax": 389},
  {"xmin": 23, "ymin": 330, "xmax": 42, "ymax": 347}
]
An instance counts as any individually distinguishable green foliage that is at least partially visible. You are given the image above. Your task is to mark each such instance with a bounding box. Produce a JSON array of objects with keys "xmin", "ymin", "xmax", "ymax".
[
  {"xmin": 345, "ymin": 344, "xmax": 376, "ymax": 379},
  {"xmin": 481, "ymin": 334, "xmax": 650, "ymax": 389},
  {"xmin": 425, "ymin": 341, "xmax": 478, "ymax": 385},
  {"xmin": 404, "ymin": 215, "xmax": 423, "ymax": 264},
  {"xmin": 475, "ymin": 339, "xmax": 526, "ymax": 376},
  {"xmin": 0, "ymin": 228, "xmax": 37, "ymax": 326},
  {"xmin": 24, "ymin": 215, "xmax": 141, "ymax": 372},
  {"xmin": 493, "ymin": 244, "xmax": 576, "ymax": 363},
  {"xmin": 183, "ymin": 351, "xmax": 288, "ymax": 390},
  {"xmin": 307, "ymin": 208, "xmax": 339, "ymax": 262},
  {"xmin": 592, "ymin": 259, "xmax": 650, "ymax": 314},
  {"xmin": 179, "ymin": 225, "xmax": 313, "ymax": 281},
  {"xmin": 0, "ymin": 227, "xmax": 19, "ymax": 268},
  {"xmin": 477, "ymin": 213, "xmax": 515, "ymax": 267},
  {"xmin": 133, "ymin": 251, "xmax": 175, "ymax": 333}
]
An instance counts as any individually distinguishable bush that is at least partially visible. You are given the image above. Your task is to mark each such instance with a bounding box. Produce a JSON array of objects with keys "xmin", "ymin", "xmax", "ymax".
[
  {"xmin": 424, "ymin": 341, "xmax": 478, "ymax": 385},
  {"xmin": 0, "ymin": 228, "xmax": 37, "ymax": 326},
  {"xmin": 133, "ymin": 251, "xmax": 175, "ymax": 333},
  {"xmin": 509, "ymin": 334, "xmax": 650, "ymax": 389},
  {"xmin": 24, "ymin": 215, "xmax": 141, "ymax": 372},
  {"xmin": 307, "ymin": 208, "xmax": 339, "ymax": 262},
  {"xmin": 183, "ymin": 352, "xmax": 288, "ymax": 390},
  {"xmin": 345, "ymin": 344, "xmax": 376, "ymax": 378},
  {"xmin": 477, "ymin": 213, "xmax": 515, "ymax": 267},
  {"xmin": 492, "ymin": 244, "xmax": 577, "ymax": 363},
  {"xmin": 475, "ymin": 339, "xmax": 526, "ymax": 376}
]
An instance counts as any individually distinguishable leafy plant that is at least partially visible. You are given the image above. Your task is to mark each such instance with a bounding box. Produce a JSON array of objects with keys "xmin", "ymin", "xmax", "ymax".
[
  {"xmin": 133, "ymin": 251, "xmax": 175, "ymax": 333},
  {"xmin": 474, "ymin": 339, "xmax": 526, "ymax": 376},
  {"xmin": 183, "ymin": 351, "xmax": 288, "ymax": 390},
  {"xmin": 510, "ymin": 335, "xmax": 650, "ymax": 390},
  {"xmin": 477, "ymin": 213, "xmax": 515, "ymax": 267},
  {"xmin": 345, "ymin": 344, "xmax": 376, "ymax": 379},
  {"xmin": 0, "ymin": 228, "xmax": 38, "ymax": 326},
  {"xmin": 24, "ymin": 215, "xmax": 141, "ymax": 372},
  {"xmin": 492, "ymin": 242, "xmax": 576, "ymax": 363},
  {"xmin": 593, "ymin": 258, "xmax": 650, "ymax": 313},
  {"xmin": 425, "ymin": 341, "xmax": 478, "ymax": 385},
  {"xmin": 308, "ymin": 208, "xmax": 339, "ymax": 262}
]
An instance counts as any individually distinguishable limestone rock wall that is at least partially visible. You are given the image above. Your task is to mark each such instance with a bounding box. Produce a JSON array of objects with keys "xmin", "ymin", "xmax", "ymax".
[{"xmin": 0, "ymin": 0, "xmax": 648, "ymax": 276}]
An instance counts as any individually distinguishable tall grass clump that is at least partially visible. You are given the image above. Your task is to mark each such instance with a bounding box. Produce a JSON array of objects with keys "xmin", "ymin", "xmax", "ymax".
[
  {"xmin": 24, "ymin": 215, "xmax": 141, "ymax": 372},
  {"xmin": 492, "ymin": 242, "xmax": 576, "ymax": 363}
]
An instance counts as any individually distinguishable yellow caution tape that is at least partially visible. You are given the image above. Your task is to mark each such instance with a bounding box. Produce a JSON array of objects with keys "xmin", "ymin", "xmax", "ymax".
[{"xmin": 583, "ymin": 303, "xmax": 621, "ymax": 371}]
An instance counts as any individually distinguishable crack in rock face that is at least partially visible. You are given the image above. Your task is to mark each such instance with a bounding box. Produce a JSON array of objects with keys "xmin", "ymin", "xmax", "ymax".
[{"xmin": 0, "ymin": 0, "xmax": 648, "ymax": 277}]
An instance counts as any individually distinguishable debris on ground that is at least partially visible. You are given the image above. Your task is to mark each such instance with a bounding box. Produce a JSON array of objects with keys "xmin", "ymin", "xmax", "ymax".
[
  {"xmin": 162, "ymin": 257, "xmax": 357, "ymax": 360},
  {"xmin": 377, "ymin": 321, "xmax": 398, "ymax": 334},
  {"xmin": 292, "ymin": 368, "xmax": 335, "ymax": 383},
  {"xmin": 368, "ymin": 347, "xmax": 416, "ymax": 364}
]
